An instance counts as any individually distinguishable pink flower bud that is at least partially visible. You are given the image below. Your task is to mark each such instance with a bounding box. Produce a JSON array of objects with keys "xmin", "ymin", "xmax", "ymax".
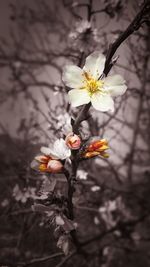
[
  {"xmin": 65, "ymin": 133, "xmax": 81, "ymax": 150},
  {"xmin": 47, "ymin": 159, "xmax": 63, "ymax": 173}
]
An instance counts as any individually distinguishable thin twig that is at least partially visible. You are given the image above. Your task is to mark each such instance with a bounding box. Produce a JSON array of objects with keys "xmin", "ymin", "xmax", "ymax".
[
  {"xmin": 18, "ymin": 252, "xmax": 63, "ymax": 266},
  {"xmin": 55, "ymin": 250, "xmax": 76, "ymax": 267}
]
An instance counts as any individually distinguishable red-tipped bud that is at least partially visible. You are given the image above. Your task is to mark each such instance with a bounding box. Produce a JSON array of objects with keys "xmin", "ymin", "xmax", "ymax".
[
  {"xmin": 65, "ymin": 133, "xmax": 81, "ymax": 150},
  {"xmin": 33, "ymin": 154, "xmax": 63, "ymax": 173},
  {"xmin": 82, "ymin": 139, "xmax": 109, "ymax": 159},
  {"xmin": 47, "ymin": 159, "xmax": 63, "ymax": 173}
]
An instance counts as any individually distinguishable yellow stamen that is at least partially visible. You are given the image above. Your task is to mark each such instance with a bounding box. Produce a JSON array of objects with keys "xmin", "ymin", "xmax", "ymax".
[{"xmin": 81, "ymin": 71, "xmax": 104, "ymax": 96}]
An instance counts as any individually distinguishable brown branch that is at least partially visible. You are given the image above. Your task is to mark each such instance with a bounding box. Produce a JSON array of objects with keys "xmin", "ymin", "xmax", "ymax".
[
  {"xmin": 63, "ymin": 167, "xmax": 86, "ymax": 255},
  {"xmin": 72, "ymin": 103, "xmax": 91, "ymax": 134},
  {"xmin": 63, "ymin": 168, "xmax": 74, "ymax": 220}
]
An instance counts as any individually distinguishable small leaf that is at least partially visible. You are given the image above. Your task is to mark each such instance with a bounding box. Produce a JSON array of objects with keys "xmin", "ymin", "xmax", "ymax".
[
  {"xmin": 40, "ymin": 177, "xmax": 56, "ymax": 194},
  {"xmin": 61, "ymin": 214, "xmax": 76, "ymax": 233},
  {"xmin": 55, "ymin": 214, "xmax": 76, "ymax": 233},
  {"xmin": 55, "ymin": 215, "xmax": 65, "ymax": 226},
  {"xmin": 57, "ymin": 235, "xmax": 69, "ymax": 255}
]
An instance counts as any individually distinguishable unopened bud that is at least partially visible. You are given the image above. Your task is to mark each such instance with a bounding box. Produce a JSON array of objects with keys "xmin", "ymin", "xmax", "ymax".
[
  {"xmin": 47, "ymin": 159, "xmax": 63, "ymax": 173},
  {"xmin": 65, "ymin": 133, "xmax": 81, "ymax": 150}
]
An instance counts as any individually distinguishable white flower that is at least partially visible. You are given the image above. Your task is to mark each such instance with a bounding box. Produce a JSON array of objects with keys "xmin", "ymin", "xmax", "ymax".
[
  {"xmin": 75, "ymin": 20, "xmax": 91, "ymax": 34},
  {"xmin": 1, "ymin": 198, "xmax": 9, "ymax": 207},
  {"xmin": 94, "ymin": 216, "xmax": 100, "ymax": 225},
  {"xmin": 57, "ymin": 113, "xmax": 71, "ymax": 131},
  {"xmin": 91, "ymin": 185, "xmax": 101, "ymax": 192},
  {"xmin": 69, "ymin": 20, "xmax": 91, "ymax": 39},
  {"xmin": 41, "ymin": 138, "xmax": 71, "ymax": 160},
  {"xmin": 13, "ymin": 184, "xmax": 37, "ymax": 203},
  {"xmin": 62, "ymin": 51, "xmax": 127, "ymax": 112},
  {"xmin": 77, "ymin": 169, "xmax": 88, "ymax": 180}
]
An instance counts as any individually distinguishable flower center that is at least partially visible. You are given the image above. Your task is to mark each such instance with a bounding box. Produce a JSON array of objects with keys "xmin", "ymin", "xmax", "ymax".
[{"xmin": 82, "ymin": 71, "xmax": 104, "ymax": 95}]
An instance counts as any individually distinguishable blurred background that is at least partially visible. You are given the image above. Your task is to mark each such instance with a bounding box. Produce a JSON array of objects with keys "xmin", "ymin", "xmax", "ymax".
[{"xmin": 0, "ymin": 0, "xmax": 150, "ymax": 266}]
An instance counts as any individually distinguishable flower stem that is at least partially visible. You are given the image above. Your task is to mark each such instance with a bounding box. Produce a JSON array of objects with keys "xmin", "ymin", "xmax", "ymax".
[{"xmin": 72, "ymin": 103, "xmax": 91, "ymax": 134}]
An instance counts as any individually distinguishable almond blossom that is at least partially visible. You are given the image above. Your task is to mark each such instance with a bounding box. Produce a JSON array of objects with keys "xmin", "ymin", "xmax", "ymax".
[
  {"xmin": 32, "ymin": 155, "xmax": 63, "ymax": 173},
  {"xmin": 62, "ymin": 51, "xmax": 127, "ymax": 112},
  {"xmin": 40, "ymin": 138, "xmax": 71, "ymax": 160},
  {"xmin": 31, "ymin": 139, "xmax": 71, "ymax": 173}
]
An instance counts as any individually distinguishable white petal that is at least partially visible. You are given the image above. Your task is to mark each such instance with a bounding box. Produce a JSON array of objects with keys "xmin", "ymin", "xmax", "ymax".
[
  {"xmin": 68, "ymin": 89, "xmax": 91, "ymax": 107},
  {"xmin": 103, "ymin": 74, "xmax": 127, "ymax": 97},
  {"xmin": 104, "ymin": 74, "xmax": 126, "ymax": 86},
  {"xmin": 91, "ymin": 92, "xmax": 114, "ymax": 112},
  {"xmin": 62, "ymin": 65, "xmax": 84, "ymax": 89},
  {"xmin": 83, "ymin": 52, "xmax": 106, "ymax": 79},
  {"xmin": 53, "ymin": 139, "xmax": 66, "ymax": 152},
  {"xmin": 34, "ymin": 155, "xmax": 47, "ymax": 163},
  {"xmin": 40, "ymin": 146, "xmax": 59, "ymax": 159},
  {"xmin": 104, "ymin": 84, "xmax": 127, "ymax": 97},
  {"xmin": 53, "ymin": 138, "xmax": 71, "ymax": 160},
  {"xmin": 40, "ymin": 146, "xmax": 51, "ymax": 155}
]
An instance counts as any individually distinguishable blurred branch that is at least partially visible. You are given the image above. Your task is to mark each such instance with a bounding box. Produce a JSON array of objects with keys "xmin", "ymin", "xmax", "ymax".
[
  {"xmin": 81, "ymin": 212, "xmax": 150, "ymax": 247},
  {"xmin": 128, "ymin": 30, "xmax": 149, "ymax": 181},
  {"xmin": 53, "ymin": 212, "xmax": 150, "ymax": 267},
  {"xmin": 103, "ymin": 0, "xmax": 150, "ymax": 75},
  {"xmin": 55, "ymin": 250, "xmax": 76, "ymax": 267},
  {"xmin": 18, "ymin": 252, "xmax": 63, "ymax": 266}
]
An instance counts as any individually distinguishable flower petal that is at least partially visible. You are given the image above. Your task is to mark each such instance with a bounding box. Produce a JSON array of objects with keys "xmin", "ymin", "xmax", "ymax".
[
  {"xmin": 40, "ymin": 146, "xmax": 59, "ymax": 159},
  {"xmin": 53, "ymin": 138, "xmax": 71, "ymax": 160},
  {"xmin": 83, "ymin": 52, "xmax": 106, "ymax": 79},
  {"xmin": 68, "ymin": 89, "xmax": 91, "ymax": 107},
  {"xmin": 62, "ymin": 65, "xmax": 84, "ymax": 89},
  {"xmin": 104, "ymin": 74, "xmax": 127, "ymax": 97},
  {"xmin": 100, "ymin": 151, "xmax": 109, "ymax": 158},
  {"xmin": 104, "ymin": 74, "xmax": 126, "ymax": 86},
  {"xmin": 83, "ymin": 151, "xmax": 100, "ymax": 158},
  {"xmin": 91, "ymin": 92, "xmax": 114, "ymax": 112},
  {"xmin": 104, "ymin": 84, "xmax": 127, "ymax": 97},
  {"xmin": 47, "ymin": 159, "xmax": 63, "ymax": 172}
]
